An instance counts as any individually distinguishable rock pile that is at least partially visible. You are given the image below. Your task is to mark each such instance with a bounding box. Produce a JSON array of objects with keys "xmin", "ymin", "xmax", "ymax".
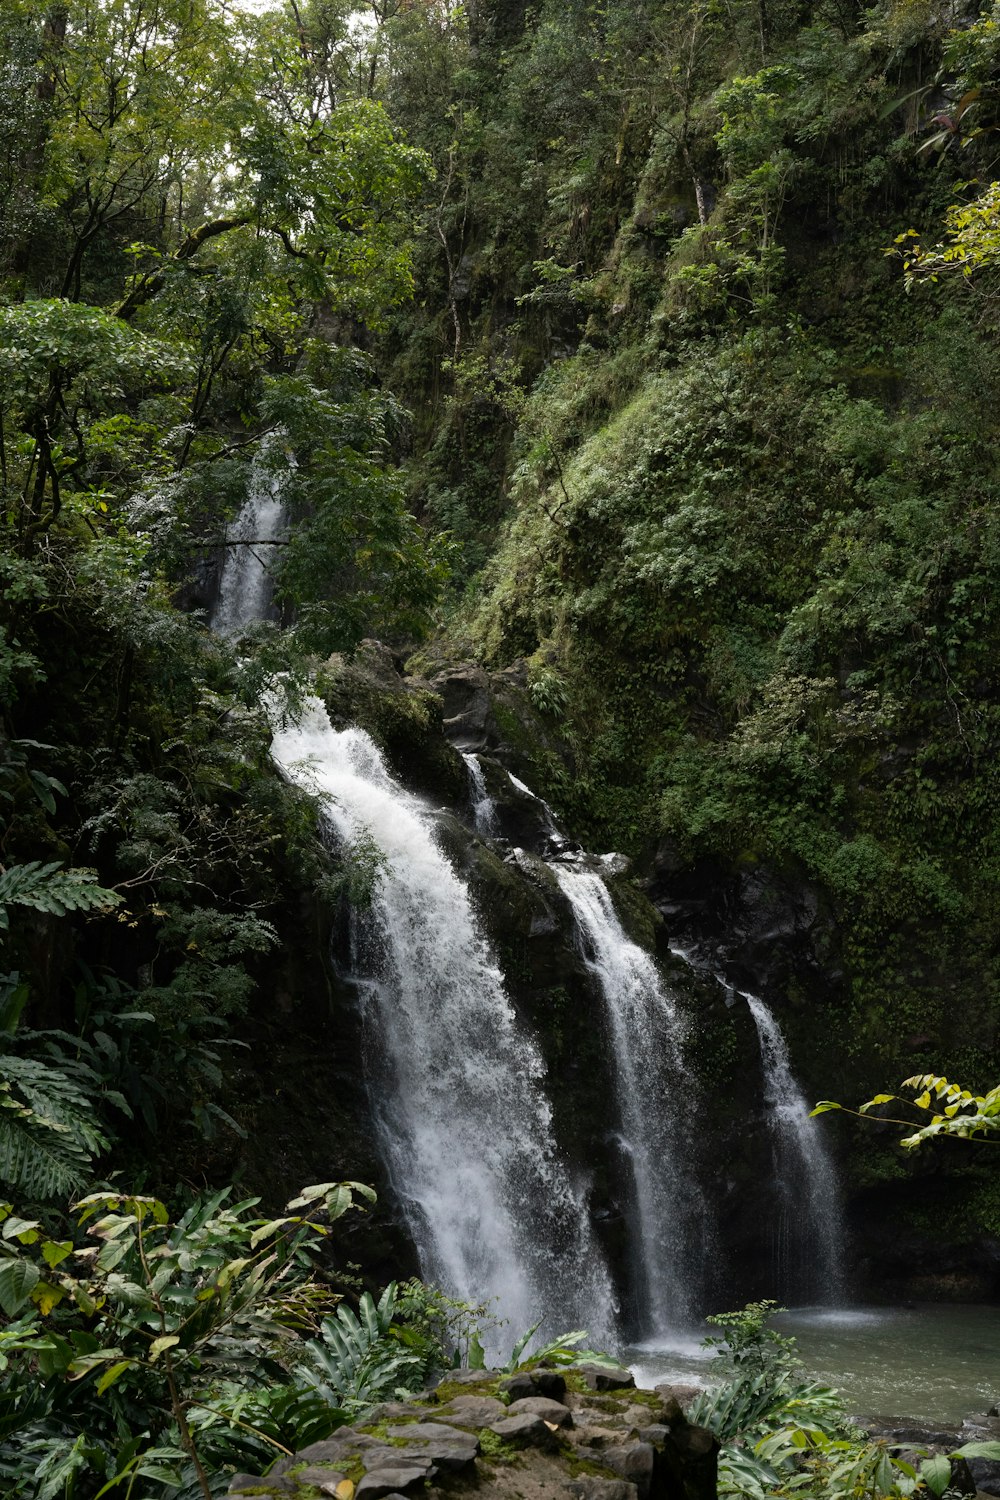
[{"xmin": 228, "ymin": 1365, "xmax": 718, "ymax": 1500}]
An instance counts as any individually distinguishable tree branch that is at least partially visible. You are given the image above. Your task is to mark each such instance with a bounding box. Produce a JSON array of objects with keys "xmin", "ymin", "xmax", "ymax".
[{"xmin": 115, "ymin": 215, "xmax": 251, "ymax": 321}]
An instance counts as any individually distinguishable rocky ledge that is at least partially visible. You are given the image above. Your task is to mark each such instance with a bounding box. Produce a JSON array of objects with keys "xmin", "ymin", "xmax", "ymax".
[{"xmin": 228, "ymin": 1365, "xmax": 717, "ymax": 1500}]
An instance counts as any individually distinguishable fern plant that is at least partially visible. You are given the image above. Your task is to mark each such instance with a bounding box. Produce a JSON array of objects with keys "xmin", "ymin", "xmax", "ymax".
[
  {"xmin": 296, "ymin": 1284, "xmax": 434, "ymax": 1410},
  {"xmin": 0, "ymin": 978, "xmax": 129, "ymax": 1199},
  {"xmin": 0, "ymin": 1055, "xmax": 114, "ymax": 1200},
  {"xmin": 0, "ymin": 862, "xmax": 120, "ymax": 931}
]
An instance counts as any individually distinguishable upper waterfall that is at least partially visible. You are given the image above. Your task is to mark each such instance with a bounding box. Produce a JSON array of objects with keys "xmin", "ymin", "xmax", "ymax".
[
  {"xmin": 553, "ymin": 865, "xmax": 707, "ymax": 1335},
  {"xmin": 212, "ymin": 448, "xmax": 287, "ymax": 637},
  {"xmin": 271, "ymin": 695, "xmax": 619, "ymax": 1351}
]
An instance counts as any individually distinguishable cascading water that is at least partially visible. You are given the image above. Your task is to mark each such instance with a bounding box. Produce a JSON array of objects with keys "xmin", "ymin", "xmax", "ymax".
[
  {"xmin": 462, "ymin": 753, "xmax": 499, "ymax": 838},
  {"xmin": 553, "ymin": 866, "xmax": 706, "ymax": 1334},
  {"xmin": 212, "ymin": 447, "xmax": 287, "ymax": 637},
  {"xmin": 743, "ymin": 992, "xmax": 845, "ymax": 1304},
  {"xmin": 271, "ymin": 697, "xmax": 618, "ymax": 1350}
]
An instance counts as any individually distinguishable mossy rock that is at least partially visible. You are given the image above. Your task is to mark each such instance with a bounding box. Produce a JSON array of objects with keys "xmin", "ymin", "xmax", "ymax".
[{"xmin": 316, "ymin": 643, "xmax": 465, "ymax": 802}]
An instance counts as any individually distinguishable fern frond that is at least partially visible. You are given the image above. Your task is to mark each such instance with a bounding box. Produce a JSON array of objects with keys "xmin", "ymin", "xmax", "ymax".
[
  {"xmin": 0, "ymin": 863, "xmax": 121, "ymax": 931},
  {"xmin": 0, "ymin": 1055, "xmax": 110, "ymax": 1198}
]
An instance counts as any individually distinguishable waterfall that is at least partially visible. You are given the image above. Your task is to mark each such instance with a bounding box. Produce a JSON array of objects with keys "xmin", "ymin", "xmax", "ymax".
[
  {"xmin": 463, "ymin": 753, "xmax": 499, "ymax": 837},
  {"xmin": 744, "ymin": 993, "xmax": 845, "ymax": 1304},
  {"xmin": 271, "ymin": 696, "xmax": 618, "ymax": 1351},
  {"xmin": 506, "ymin": 771, "xmax": 574, "ymax": 853},
  {"xmin": 213, "ymin": 447, "xmax": 287, "ymax": 637},
  {"xmin": 553, "ymin": 866, "xmax": 705, "ymax": 1335}
]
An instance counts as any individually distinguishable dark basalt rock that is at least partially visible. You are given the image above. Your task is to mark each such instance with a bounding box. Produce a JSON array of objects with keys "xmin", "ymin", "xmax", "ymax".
[
  {"xmin": 435, "ymin": 1394, "xmax": 506, "ymax": 1426},
  {"xmin": 506, "ymin": 1395, "xmax": 574, "ymax": 1426},
  {"xmin": 488, "ymin": 1411, "xmax": 560, "ymax": 1448},
  {"xmin": 425, "ymin": 663, "xmax": 497, "ymax": 752},
  {"xmin": 578, "ymin": 1363, "xmax": 636, "ymax": 1392},
  {"xmin": 355, "ymin": 1468, "xmax": 431, "ymax": 1498},
  {"xmin": 604, "ymin": 1442, "xmax": 656, "ymax": 1499}
]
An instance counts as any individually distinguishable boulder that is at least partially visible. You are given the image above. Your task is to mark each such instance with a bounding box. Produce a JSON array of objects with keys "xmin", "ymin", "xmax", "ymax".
[
  {"xmin": 297, "ymin": 1432, "xmax": 382, "ymax": 1465},
  {"xmin": 604, "ymin": 1442, "xmax": 656, "ymax": 1499},
  {"xmin": 578, "ymin": 1363, "xmax": 636, "ymax": 1392},
  {"xmin": 534, "ymin": 1368, "xmax": 569, "ymax": 1399},
  {"xmin": 435, "ymin": 1394, "xmax": 506, "ymax": 1427},
  {"xmin": 656, "ymin": 1398, "xmax": 720, "ymax": 1500},
  {"xmin": 507, "ymin": 1395, "xmax": 574, "ymax": 1427},
  {"xmin": 355, "ymin": 1469, "xmax": 430, "ymax": 1498},
  {"xmin": 489, "ymin": 1412, "xmax": 561, "ymax": 1448},
  {"xmin": 968, "ymin": 1458, "xmax": 1000, "ymax": 1497},
  {"xmin": 499, "ymin": 1371, "xmax": 536, "ymax": 1400},
  {"xmin": 654, "ymin": 1384, "xmax": 702, "ymax": 1410},
  {"xmin": 427, "ymin": 665, "xmax": 496, "ymax": 751},
  {"xmin": 290, "ymin": 1469, "xmax": 352, "ymax": 1496},
  {"xmin": 383, "ymin": 1423, "xmax": 478, "ymax": 1472}
]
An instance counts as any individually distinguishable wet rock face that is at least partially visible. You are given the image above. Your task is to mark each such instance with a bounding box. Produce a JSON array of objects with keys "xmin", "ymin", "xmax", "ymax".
[
  {"xmin": 425, "ymin": 664, "xmax": 497, "ymax": 752},
  {"xmin": 647, "ymin": 851, "xmax": 837, "ymax": 1004},
  {"xmin": 227, "ymin": 1367, "xmax": 720, "ymax": 1500}
]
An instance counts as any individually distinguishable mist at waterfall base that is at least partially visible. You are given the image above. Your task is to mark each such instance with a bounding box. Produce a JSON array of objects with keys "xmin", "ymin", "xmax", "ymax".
[{"xmin": 626, "ymin": 1303, "xmax": 1000, "ymax": 1426}]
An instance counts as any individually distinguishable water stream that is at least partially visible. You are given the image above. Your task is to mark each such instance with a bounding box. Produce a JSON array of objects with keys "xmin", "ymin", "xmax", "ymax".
[
  {"xmin": 462, "ymin": 752, "xmax": 498, "ymax": 838},
  {"xmin": 217, "ymin": 453, "xmax": 849, "ymax": 1348},
  {"xmin": 744, "ymin": 992, "xmax": 845, "ymax": 1304},
  {"xmin": 270, "ymin": 697, "xmax": 619, "ymax": 1351},
  {"xmin": 553, "ymin": 865, "xmax": 706, "ymax": 1334},
  {"xmin": 669, "ymin": 938, "xmax": 846, "ymax": 1308}
]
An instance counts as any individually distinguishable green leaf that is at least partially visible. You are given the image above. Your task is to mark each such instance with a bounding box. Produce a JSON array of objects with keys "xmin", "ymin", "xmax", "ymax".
[
  {"xmin": 41, "ymin": 1239, "xmax": 73, "ymax": 1268},
  {"xmin": 95, "ymin": 1362, "xmax": 132, "ymax": 1392},
  {"xmin": 955, "ymin": 1442, "xmax": 1000, "ymax": 1461},
  {"xmin": 0, "ymin": 1257, "xmax": 39, "ymax": 1314},
  {"xmin": 1, "ymin": 1215, "xmax": 40, "ymax": 1240},
  {"xmin": 921, "ymin": 1453, "xmax": 952, "ymax": 1496}
]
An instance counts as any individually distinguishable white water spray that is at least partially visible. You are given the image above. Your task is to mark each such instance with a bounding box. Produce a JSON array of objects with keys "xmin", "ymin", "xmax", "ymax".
[
  {"xmin": 744, "ymin": 993, "xmax": 845, "ymax": 1303},
  {"xmin": 552, "ymin": 866, "xmax": 706, "ymax": 1334},
  {"xmin": 271, "ymin": 697, "xmax": 618, "ymax": 1349}
]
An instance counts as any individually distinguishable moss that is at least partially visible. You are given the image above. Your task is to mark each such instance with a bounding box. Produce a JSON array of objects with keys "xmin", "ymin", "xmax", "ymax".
[
  {"xmin": 477, "ymin": 1427, "xmax": 519, "ymax": 1463},
  {"xmin": 354, "ymin": 1422, "xmax": 417, "ymax": 1446},
  {"xmin": 431, "ymin": 1376, "xmax": 500, "ymax": 1404},
  {"xmin": 619, "ymin": 1388, "xmax": 667, "ymax": 1411},
  {"xmin": 565, "ymin": 1454, "xmax": 620, "ymax": 1480}
]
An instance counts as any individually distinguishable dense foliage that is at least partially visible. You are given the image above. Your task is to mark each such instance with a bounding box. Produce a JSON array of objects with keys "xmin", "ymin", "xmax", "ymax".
[{"xmin": 0, "ymin": 1180, "xmax": 485, "ymax": 1499}]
